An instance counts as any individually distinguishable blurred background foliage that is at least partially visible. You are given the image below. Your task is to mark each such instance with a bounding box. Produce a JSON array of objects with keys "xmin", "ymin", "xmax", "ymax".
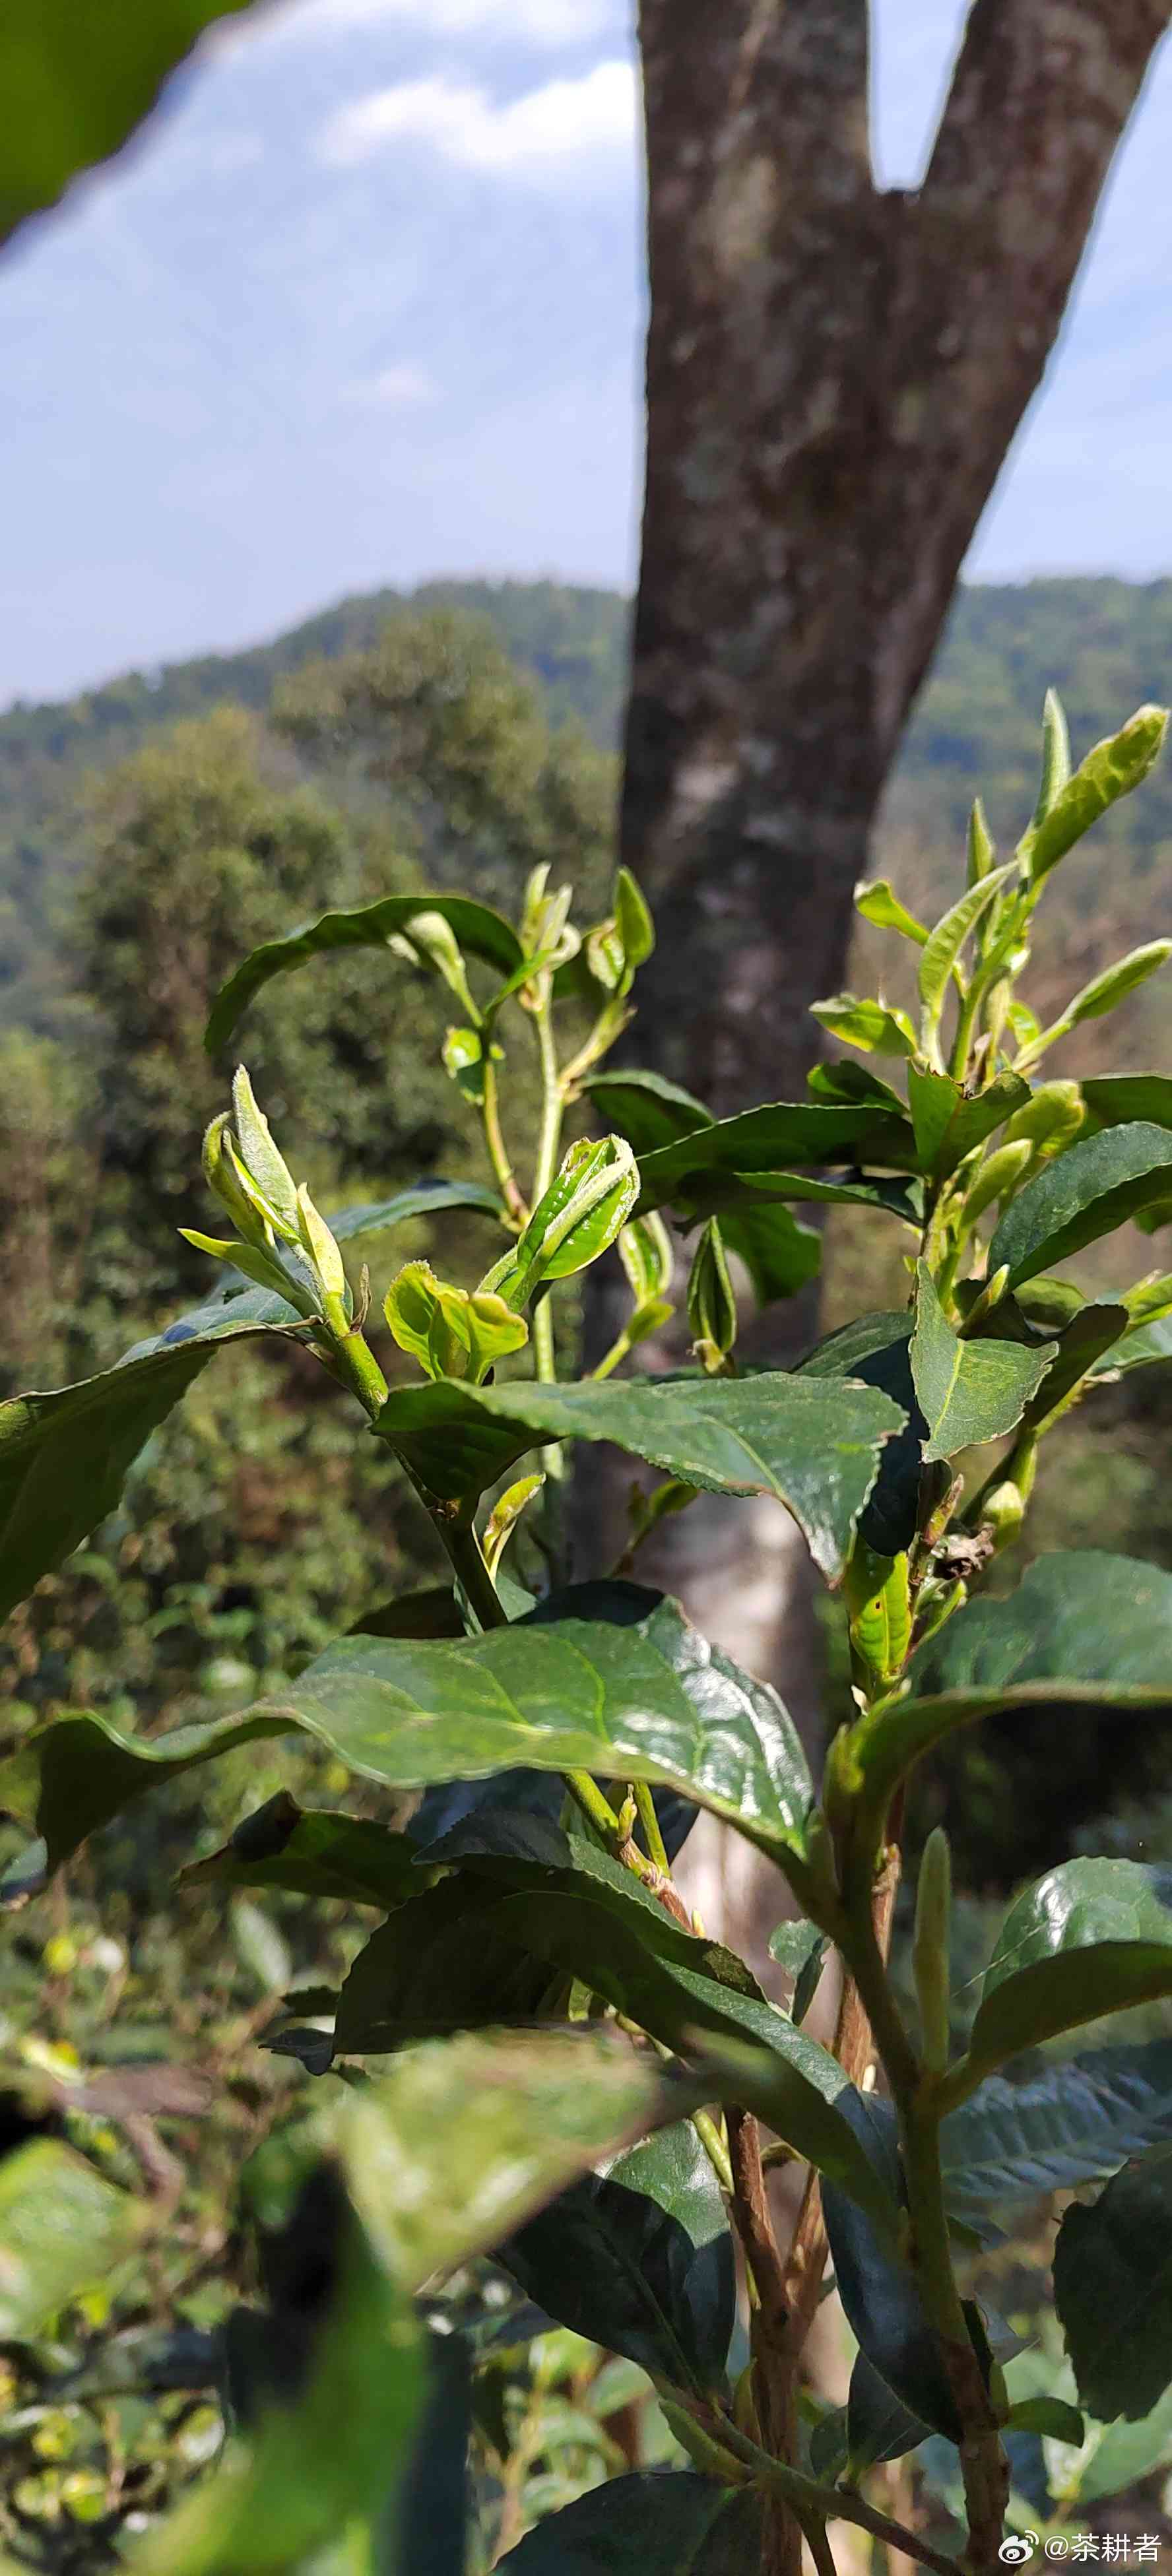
[{"xmin": 3, "ymin": 577, "xmax": 1172, "ymax": 2560}]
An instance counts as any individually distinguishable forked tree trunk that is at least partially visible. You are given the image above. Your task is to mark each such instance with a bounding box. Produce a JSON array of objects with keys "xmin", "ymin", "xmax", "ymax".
[{"xmin": 576, "ymin": 0, "xmax": 1169, "ymax": 1964}]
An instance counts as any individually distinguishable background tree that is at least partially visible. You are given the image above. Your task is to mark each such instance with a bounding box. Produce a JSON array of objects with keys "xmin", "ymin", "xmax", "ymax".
[{"xmin": 602, "ymin": 0, "xmax": 1171, "ymax": 1948}]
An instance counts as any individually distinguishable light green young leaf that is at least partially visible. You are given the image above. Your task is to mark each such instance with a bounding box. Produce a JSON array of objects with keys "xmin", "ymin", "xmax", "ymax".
[
  {"xmin": 618, "ymin": 1209, "xmax": 674, "ymax": 1308},
  {"xmin": 967, "ymin": 1859, "xmax": 1172, "ymax": 2078},
  {"xmin": 1002, "ymin": 1080, "xmax": 1085, "ymax": 1157},
  {"xmin": 958, "ymin": 1141, "xmax": 1033, "ymax": 1234},
  {"xmin": 0, "ymin": 2141, "xmax": 143, "ymax": 2339},
  {"xmin": 388, "ymin": 907, "xmax": 478, "ymax": 1019},
  {"xmin": 853, "ymin": 878, "xmax": 930, "ymax": 945},
  {"xmin": 989, "ymin": 1122, "xmax": 1172, "ymax": 1289},
  {"xmin": 384, "ymin": 1261, "xmax": 529, "ymax": 1382},
  {"xmin": 910, "ymin": 1263, "xmax": 1056, "ymax": 1462},
  {"xmin": 482, "ymin": 1473, "xmax": 544, "ymax": 1576},
  {"xmin": 917, "ymin": 862, "xmax": 1020, "ymax": 1064},
  {"xmin": 810, "ymin": 993, "xmax": 918, "ymax": 1058},
  {"xmin": 614, "ymin": 866, "xmax": 655, "ymax": 971},
  {"xmin": 1031, "ymin": 686, "xmax": 1072, "ymax": 827},
  {"xmin": 1020, "ymin": 703, "xmax": 1169, "ymax": 886},
  {"xmin": 230, "ymin": 1066, "xmax": 300, "ymax": 1230},
  {"xmin": 177, "ymin": 1231, "xmax": 306, "ymax": 1305},
  {"xmin": 1049, "ymin": 940, "xmax": 1172, "ymax": 1038}
]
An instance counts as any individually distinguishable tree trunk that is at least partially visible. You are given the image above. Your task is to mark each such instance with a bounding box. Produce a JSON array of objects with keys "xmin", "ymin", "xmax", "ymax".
[{"xmin": 574, "ymin": 0, "xmax": 1169, "ymax": 1964}]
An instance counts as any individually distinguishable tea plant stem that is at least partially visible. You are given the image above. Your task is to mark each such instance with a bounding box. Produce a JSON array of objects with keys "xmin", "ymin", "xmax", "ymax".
[
  {"xmin": 434, "ymin": 1509, "xmax": 508, "ymax": 1633},
  {"xmin": 632, "ymin": 1778, "xmax": 670, "ymax": 1873},
  {"xmin": 714, "ymin": 2420, "xmax": 967, "ymax": 2576},
  {"xmin": 692, "ymin": 2107, "xmax": 734, "ymax": 2196},
  {"xmin": 481, "ymin": 1052, "xmax": 527, "ymax": 1225},
  {"xmin": 564, "ymin": 1768, "xmax": 624, "ymax": 1840},
  {"xmin": 901, "ymin": 2094, "xmax": 1008, "ymax": 2576},
  {"xmin": 531, "ymin": 990, "xmax": 566, "ymax": 1477},
  {"xmin": 317, "ymin": 1323, "xmax": 389, "ymax": 1422}
]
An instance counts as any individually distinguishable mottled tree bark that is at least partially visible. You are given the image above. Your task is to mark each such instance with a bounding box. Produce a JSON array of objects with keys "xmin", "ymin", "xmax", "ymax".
[{"xmin": 577, "ymin": 0, "xmax": 1168, "ymax": 1968}]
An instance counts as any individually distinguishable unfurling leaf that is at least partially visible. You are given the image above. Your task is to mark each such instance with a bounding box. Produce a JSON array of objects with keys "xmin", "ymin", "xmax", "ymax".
[
  {"xmin": 230, "ymin": 1066, "xmax": 300, "ymax": 1231},
  {"xmin": 810, "ymin": 992, "xmax": 918, "ymax": 1057},
  {"xmin": 843, "ymin": 1543, "xmax": 912, "ymax": 1690},
  {"xmin": 619, "ymin": 1209, "xmax": 674, "ymax": 1308},
  {"xmin": 614, "ymin": 866, "xmax": 655, "ymax": 971},
  {"xmin": 917, "ymin": 862, "xmax": 1019, "ymax": 1064},
  {"xmin": 295, "ymin": 1185, "xmax": 346, "ymax": 1306},
  {"xmin": 959, "ymin": 1140, "xmax": 1033, "ymax": 1233},
  {"xmin": 482, "ymin": 1473, "xmax": 544, "ymax": 1576},
  {"xmin": 1002, "ymin": 1079, "xmax": 1085, "ymax": 1157},
  {"xmin": 1021, "ymin": 703, "xmax": 1169, "ymax": 885},
  {"xmin": 853, "ymin": 878, "xmax": 930, "ymax": 945},
  {"xmin": 687, "ymin": 1219, "xmax": 738, "ymax": 1371},
  {"xmin": 966, "ymin": 796, "xmax": 995, "ymax": 884},
  {"xmin": 480, "ymin": 1135, "xmax": 639, "ymax": 1308},
  {"xmin": 384, "ymin": 1261, "xmax": 529, "ymax": 1382},
  {"xmin": 387, "ymin": 907, "xmax": 479, "ymax": 1019},
  {"xmin": 442, "ymin": 1023, "xmax": 492, "ymax": 1105},
  {"xmin": 1050, "ymin": 940, "xmax": 1172, "ymax": 1038}
]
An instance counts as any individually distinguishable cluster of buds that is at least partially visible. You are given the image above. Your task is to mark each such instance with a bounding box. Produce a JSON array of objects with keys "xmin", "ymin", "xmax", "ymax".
[{"xmin": 184, "ymin": 1066, "xmax": 350, "ymax": 1337}]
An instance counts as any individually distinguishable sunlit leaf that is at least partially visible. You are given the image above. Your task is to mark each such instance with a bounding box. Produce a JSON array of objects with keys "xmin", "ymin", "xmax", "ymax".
[
  {"xmin": 967, "ymin": 1857, "xmax": 1172, "ymax": 2075},
  {"xmin": 0, "ymin": 2141, "xmax": 143, "ymax": 2339},
  {"xmin": 206, "ymin": 894, "xmax": 522, "ymax": 1055},
  {"xmin": 910, "ymin": 1262, "xmax": 1055, "ymax": 1461},
  {"xmin": 989, "ymin": 1123, "xmax": 1172, "ymax": 1289}
]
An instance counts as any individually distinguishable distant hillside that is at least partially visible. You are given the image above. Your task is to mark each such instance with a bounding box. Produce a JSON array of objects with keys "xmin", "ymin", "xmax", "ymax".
[{"xmin": 4, "ymin": 571, "xmax": 1172, "ymax": 1040}]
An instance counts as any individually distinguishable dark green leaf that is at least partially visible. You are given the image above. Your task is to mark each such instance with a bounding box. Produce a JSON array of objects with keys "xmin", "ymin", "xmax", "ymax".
[
  {"xmin": 907, "ymin": 1070, "xmax": 1030, "ymax": 1179},
  {"xmin": 0, "ymin": 1703, "xmax": 292, "ymax": 1871},
  {"xmin": 497, "ymin": 2474, "xmax": 764, "ymax": 2573},
  {"xmin": 769, "ymin": 1920, "xmax": 828, "ymax": 2024},
  {"xmin": 989, "ymin": 1124, "xmax": 1172, "ymax": 1290},
  {"xmin": 341, "ymin": 2029, "xmax": 672, "ymax": 2290},
  {"xmin": 839, "ymin": 1553, "xmax": 1172, "ymax": 1858},
  {"xmin": 795, "ymin": 1312, "xmax": 924, "ymax": 1556},
  {"xmin": 584, "ymin": 1069, "xmax": 711, "ymax": 1156},
  {"xmin": 969, "ymin": 1860, "xmax": 1172, "ymax": 2075},
  {"xmin": 1020, "ymin": 1303, "xmax": 1128, "ymax": 1429},
  {"xmin": 349, "ymin": 1587, "xmax": 465, "ymax": 1640},
  {"xmin": 1094, "ymin": 1312, "xmax": 1172, "ymax": 1377},
  {"xmin": 1004, "ymin": 2395, "xmax": 1085, "ymax": 2445},
  {"xmin": 0, "ymin": 2141, "xmax": 143, "ymax": 2338},
  {"xmin": 634, "ymin": 1101, "xmax": 915, "ymax": 1213},
  {"xmin": 940, "ymin": 2041, "xmax": 1172, "ymax": 2217},
  {"xmin": 910, "ymin": 1263, "xmax": 1057, "ymax": 1460},
  {"xmin": 500, "ymin": 2121, "xmax": 734, "ymax": 2397},
  {"xmin": 820, "ymin": 2095, "xmax": 963, "ymax": 2439},
  {"xmin": 845, "ymin": 2350, "xmax": 933, "ymax": 2466},
  {"xmin": 179, "ymin": 1794, "xmax": 421, "ymax": 1908},
  {"xmin": 383, "ymin": 2329, "xmax": 471, "ymax": 2576},
  {"xmin": 0, "ymin": 1319, "xmax": 301, "ymax": 1625},
  {"xmin": 377, "ymin": 1372, "xmax": 903, "ymax": 1578},
  {"xmin": 206, "ymin": 894, "xmax": 522, "ymax": 1056},
  {"xmin": 1055, "ymin": 2150, "xmax": 1172, "ymax": 2422},
  {"xmin": 331, "ymin": 1179, "xmax": 504, "ymax": 1239},
  {"xmin": 0, "ymin": 0, "xmax": 262, "ymax": 244},
  {"xmin": 1082, "ymin": 1074, "xmax": 1172, "ymax": 1133}
]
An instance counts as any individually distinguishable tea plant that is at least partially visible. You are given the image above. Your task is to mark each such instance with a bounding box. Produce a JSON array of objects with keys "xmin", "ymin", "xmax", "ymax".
[{"xmin": 5, "ymin": 695, "xmax": 1172, "ymax": 2575}]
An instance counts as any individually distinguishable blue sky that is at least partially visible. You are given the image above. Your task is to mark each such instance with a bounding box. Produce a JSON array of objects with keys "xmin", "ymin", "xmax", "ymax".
[{"xmin": 3, "ymin": 0, "xmax": 1171, "ymax": 707}]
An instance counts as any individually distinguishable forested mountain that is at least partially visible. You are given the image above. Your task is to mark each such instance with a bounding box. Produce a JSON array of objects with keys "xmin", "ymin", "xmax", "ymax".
[{"xmin": 3, "ymin": 571, "xmax": 1172, "ymax": 1037}]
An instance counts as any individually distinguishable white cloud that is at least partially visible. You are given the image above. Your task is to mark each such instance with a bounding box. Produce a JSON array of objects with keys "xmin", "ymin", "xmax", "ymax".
[
  {"xmin": 230, "ymin": 0, "xmax": 620, "ymax": 49},
  {"xmin": 318, "ymin": 59, "xmax": 636, "ymax": 179},
  {"xmin": 344, "ymin": 361, "xmax": 438, "ymax": 404}
]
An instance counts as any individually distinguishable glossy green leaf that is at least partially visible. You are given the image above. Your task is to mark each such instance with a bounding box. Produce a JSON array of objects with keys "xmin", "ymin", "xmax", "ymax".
[
  {"xmin": 991, "ymin": 1120, "xmax": 1172, "ymax": 1289},
  {"xmin": 853, "ymin": 878, "xmax": 930, "ymax": 946},
  {"xmin": 906, "ymin": 1068, "xmax": 1030, "ymax": 1179},
  {"xmin": 340, "ymin": 2028, "xmax": 671, "ymax": 2290},
  {"xmin": 497, "ymin": 2474, "xmax": 764, "ymax": 2573},
  {"xmin": 1082, "ymin": 1074, "xmax": 1172, "ymax": 1132},
  {"xmin": 206, "ymin": 893, "xmax": 522, "ymax": 1055},
  {"xmin": 1093, "ymin": 1311, "xmax": 1172, "ymax": 1377},
  {"xmin": 820, "ymin": 2095, "xmax": 963, "ymax": 2439},
  {"xmin": 263, "ymin": 1581, "xmax": 819, "ymax": 1869},
  {"xmin": 910, "ymin": 1263, "xmax": 1056, "ymax": 1461},
  {"xmin": 0, "ymin": 1317, "xmax": 301, "ymax": 1625},
  {"xmin": 0, "ymin": 0, "xmax": 263, "ymax": 243},
  {"xmin": 795, "ymin": 1311, "xmax": 924, "ymax": 1557},
  {"xmin": 377, "ymin": 1371, "xmax": 903, "ymax": 1576},
  {"xmin": 1020, "ymin": 703, "xmax": 1169, "ymax": 884},
  {"xmin": 584, "ymin": 1068, "xmax": 711, "ymax": 1157},
  {"xmin": 137, "ymin": 2175, "xmax": 421, "ymax": 2576},
  {"xmin": 179, "ymin": 1793, "xmax": 421, "ymax": 1908},
  {"xmin": 633, "ymin": 1100, "xmax": 915, "ymax": 1215},
  {"xmin": 500, "ymin": 2119, "xmax": 734, "ymax": 2397},
  {"xmin": 1055, "ymin": 2150, "xmax": 1172, "ymax": 2422},
  {"xmin": 336, "ymin": 1822, "xmax": 894, "ymax": 2230},
  {"xmin": 967, "ymin": 1859, "xmax": 1172, "ymax": 2074},
  {"xmin": 810, "ymin": 993, "xmax": 917, "ymax": 1057},
  {"xmin": 940, "ymin": 2042, "xmax": 1172, "ymax": 2218},
  {"xmin": 0, "ymin": 2141, "xmax": 143, "ymax": 2338},
  {"xmin": 917, "ymin": 862, "xmax": 1019, "ymax": 1060},
  {"xmin": 769, "ymin": 1918, "xmax": 828, "ymax": 2024},
  {"xmin": 834, "ymin": 1553, "xmax": 1172, "ymax": 1862},
  {"xmin": 2, "ymin": 1584, "xmax": 818, "ymax": 1881},
  {"xmin": 348, "ymin": 1586, "xmax": 464, "ymax": 1640}
]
